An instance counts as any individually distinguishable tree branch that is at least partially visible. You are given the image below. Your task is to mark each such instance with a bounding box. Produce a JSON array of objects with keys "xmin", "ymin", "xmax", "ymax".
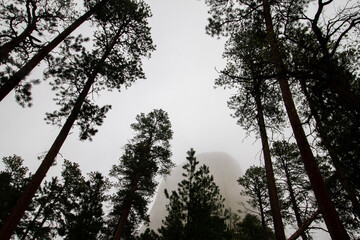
[{"xmin": 287, "ymin": 209, "xmax": 321, "ymax": 240}]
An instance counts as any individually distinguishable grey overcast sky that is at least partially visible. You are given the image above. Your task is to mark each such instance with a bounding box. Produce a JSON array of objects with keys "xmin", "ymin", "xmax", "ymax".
[{"xmin": 0, "ymin": 0, "xmax": 262, "ymax": 178}]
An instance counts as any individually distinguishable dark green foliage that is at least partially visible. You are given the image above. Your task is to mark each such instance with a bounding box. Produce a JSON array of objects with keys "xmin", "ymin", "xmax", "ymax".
[
  {"xmin": 159, "ymin": 191, "xmax": 184, "ymax": 240},
  {"xmin": 108, "ymin": 109, "xmax": 173, "ymax": 238},
  {"xmin": 57, "ymin": 160, "xmax": 108, "ymax": 240},
  {"xmin": 237, "ymin": 166, "xmax": 271, "ymax": 229},
  {"xmin": 217, "ymin": 24, "xmax": 285, "ymax": 136},
  {"xmin": 44, "ymin": 0, "xmax": 155, "ymax": 141},
  {"xmin": 0, "ymin": 0, "xmax": 77, "ymax": 106},
  {"xmin": 211, "ymin": 10, "xmax": 288, "ymax": 238},
  {"xmin": 237, "ymin": 214, "xmax": 275, "ymax": 240},
  {"xmin": 0, "ymin": 1, "xmax": 155, "ymax": 238},
  {"xmin": 159, "ymin": 148, "xmax": 226, "ymax": 240},
  {"xmin": 271, "ymin": 141, "xmax": 319, "ymax": 238},
  {"xmin": 0, "ymin": 155, "xmax": 30, "ymax": 228},
  {"xmin": 0, "ymin": 157, "xmax": 108, "ymax": 240},
  {"xmin": 136, "ymin": 228, "xmax": 160, "ymax": 240}
]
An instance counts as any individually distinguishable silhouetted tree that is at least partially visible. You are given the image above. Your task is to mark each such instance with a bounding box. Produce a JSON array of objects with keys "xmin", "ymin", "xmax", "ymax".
[
  {"xmin": 108, "ymin": 109, "xmax": 173, "ymax": 240},
  {"xmin": 261, "ymin": 1, "xmax": 348, "ymax": 237},
  {"xmin": 159, "ymin": 148, "xmax": 226, "ymax": 240},
  {"xmin": 0, "ymin": 1, "xmax": 154, "ymax": 238},
  {"xmin": 237, "ymin": 214, "xmax": 275, "ymax": 240},
  {"xmin": 284, "ymin": 0, "xmax": 360, "ymax": 219},
  {"xmin": 0, "ymin": 155, "xmax": 33, "ymax": 237},
  {"xmin": 238, "ymin": 166, "xmax": 270, "ymax": 231},
  {"xmin": 57, "ymin": 160, "xmax": 108, "ymax": 240},
  {"xmin": 271, "ymin": 141, "xmax": 318, "ymax": 240},
  {"xmin": 210, "ymin": 13, "xmax": 286, "ymax": 239},
  {"xmin": 305, "ymin": 0, "xmax": 360, "ymax": 112},
  {"xmin": 20, "ymin": 176, "xmax": 63, "ymax": 240}
]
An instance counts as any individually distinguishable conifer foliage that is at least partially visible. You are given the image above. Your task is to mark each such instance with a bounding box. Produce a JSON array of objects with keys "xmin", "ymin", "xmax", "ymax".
[
  {"xmin": 0, "ymin": 1, "xmax": 154, "ymax": 238},
  {"xmin": 0, "ymin": 157, "xmax": 108, "ymax": 240},
  {"xmin": 108, "ymin": 109, "xmax": 173, "ymax": 240},
  {"xmin": 159, "ymin": 148, "xmax": 226, "ymax": 240}
]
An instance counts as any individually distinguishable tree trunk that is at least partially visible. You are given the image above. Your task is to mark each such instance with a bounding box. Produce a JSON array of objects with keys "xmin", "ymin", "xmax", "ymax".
[
  {"xmin": 112, "ymin": 173, "xmax": 141, "ymax": 240},
  {"xmin": 113, "ymin": 140, "xmax": 153, "ymax": 240},
  {"xmin": 254, "ymin": 83, "xmax": 286, "ymax": 240},
  {"xmin": 255, "ymin": 181, "xmax": 267, "ymax": 231},
  {"xmin": 261, "ymin": 0, "xmax": 349, "ymax": 239},
  {"xmin": 21, "ymin": 185, "xmax": 64, "ymax": 240},
  {"xmin": 0, "ymin": 25, "xmax": 122, "ymax": 240},
  {"xmin": 300, "ymin": 79, "xmax": 360, "ymax": 219},
  {"xmin": 288, "ymin": 209, "xmax": 320, "ymax": 240},
  {"xmin": 0, "ymin": 0, "xmax": 112, "ymax": 103},
  {"xmin": 282, "ymin": 160, "xmax": 307, "ymax": 240}
]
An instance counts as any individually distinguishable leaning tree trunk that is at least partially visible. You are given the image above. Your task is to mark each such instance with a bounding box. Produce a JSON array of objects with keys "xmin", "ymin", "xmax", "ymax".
[
  {"xmin": 288, "ymin": 209, "xmax": 320, "ymax": 240},
  {"xmin": 112, "ymin": 173, "xmax": 141, "ymax": 240},
  {"xmin": 254, "ymin": 82, "xmax": 286, "ymax": 240},
  {"xmin": 0, "ymin": 26, "xmax": 122, "ymax": 240},
  {"xmin": 0, "ymin": 0, "xmax": 112, "ymax": 103},
  {"xmin": 261, "ymin": 0, "xmax": 349, "ymax": 239},
  {"xmin": 113, "ymin": 139, "xmax": 153, "ymax": 240}
]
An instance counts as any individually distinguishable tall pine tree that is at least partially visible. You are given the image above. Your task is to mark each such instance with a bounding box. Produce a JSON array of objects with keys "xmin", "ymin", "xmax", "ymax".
[
  {"xmin": 108, "ymin": 109, "xmax": 173, "ymax": 240},
  {"xmin": 159, "ymin": 148, "xmax": 226, "ymax": 240}
]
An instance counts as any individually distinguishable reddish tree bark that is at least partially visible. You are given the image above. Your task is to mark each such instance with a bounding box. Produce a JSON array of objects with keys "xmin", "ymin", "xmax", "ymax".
[{"xmin": 261, "ymin": 0, "xmax": 349, "ymax": 239}]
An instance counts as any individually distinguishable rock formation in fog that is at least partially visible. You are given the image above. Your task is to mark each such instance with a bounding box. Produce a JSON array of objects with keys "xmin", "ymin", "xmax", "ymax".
[{"xmin": 145, "ymin": 152, "xmax": 249, "ymax": 232}]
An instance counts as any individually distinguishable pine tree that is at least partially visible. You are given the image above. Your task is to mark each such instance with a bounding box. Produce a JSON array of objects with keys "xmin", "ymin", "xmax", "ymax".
[
  {"xmin": 237, "ymin": 166, "xmax": 271, "ymax": 231},
  {"xmin": 20, "ymin": 176, "xmax": 63, "ymax": 240},
  {"xmin": 210, "ymin": 14, "xmax": 287, "ymax": 239},
  {"xmin": 0, "ymin": 1, "xmax": 154, "ymax": 238},
  {"xmin": 108, "ymin": 109, "xmax": 173, "ymax": 240},
  {"xmin": 271, "ymin": 141, "xmax": 319, "ymax": 240},
  {"xmin": 205, "ymin": 1, "xmax": 349, "ymax": 238},
  {"xmin": 261, "ymin": 1, "xmax": 348, "ymax": 238},
  {"xmin": 237, "ymin": 214, "xmax": 275, "ymax": 240},
  {"xmin": 57, "ymin": 161, "xmax": 108, "ymax": 240},
  {"xmin": 159, "ymin": 148, "xmax": 226, "ymax": 240}
]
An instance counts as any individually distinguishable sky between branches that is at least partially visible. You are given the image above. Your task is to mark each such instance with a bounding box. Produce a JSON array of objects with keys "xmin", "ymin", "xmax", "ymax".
[{"xmin": 0, "ymin": 0, "xmax": 270, "ymax": 184}]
